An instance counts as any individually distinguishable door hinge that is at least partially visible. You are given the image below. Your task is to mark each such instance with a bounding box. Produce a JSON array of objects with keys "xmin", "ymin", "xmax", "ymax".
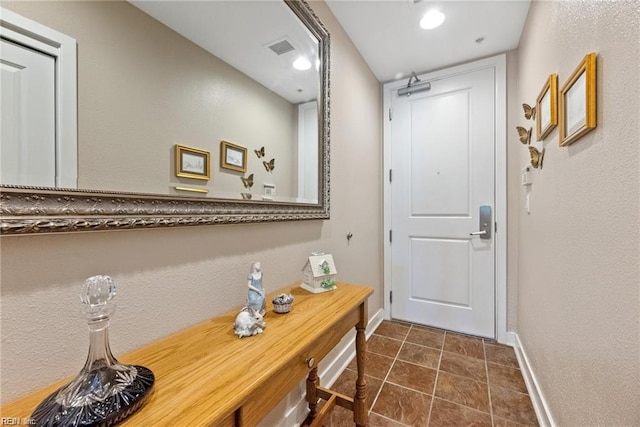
[
  {"xmin": 389, "ymin": 169, "xmax": 392, "ymax": 183},
  {"xmin": 390, "ymin": 291, "xmax": 393, "ymax": 304},
  {"xmin": 389, "ymin": 229, "xmax": 392, "ymax": 243},
  {"xmin": 388, "ymin": 108, "xmax": 392, "ymax": 121},
  {"xmin": 495, "ymin": 222, "xmax": 498, "ymax": 233}
]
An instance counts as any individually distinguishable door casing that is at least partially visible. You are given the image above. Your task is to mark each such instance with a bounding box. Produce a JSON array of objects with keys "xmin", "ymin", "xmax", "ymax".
[{"xmin": 382, "ymin": 54, "xmax": 508, "ymax": 343}]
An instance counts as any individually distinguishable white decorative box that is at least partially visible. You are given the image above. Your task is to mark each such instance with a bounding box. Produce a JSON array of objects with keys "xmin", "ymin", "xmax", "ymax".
[{"xmin": 300, "ymin": 252, "xmax": 337, "ymax": 293}]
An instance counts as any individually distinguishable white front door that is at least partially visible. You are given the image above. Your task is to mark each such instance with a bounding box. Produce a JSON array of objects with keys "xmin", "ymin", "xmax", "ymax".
[
  {"xmin": 1, "ymin": 39, "xmax": 56, "ymax": 187},
  {"xmin": 388, "ymin": 63, "xmax": 497, "ymax": 338}
]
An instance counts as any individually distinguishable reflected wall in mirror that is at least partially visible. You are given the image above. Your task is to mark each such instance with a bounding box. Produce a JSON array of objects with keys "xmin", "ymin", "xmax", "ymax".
[{"xmin": 0, "ymin": 0, "xmax": 330, "ymax": 234}]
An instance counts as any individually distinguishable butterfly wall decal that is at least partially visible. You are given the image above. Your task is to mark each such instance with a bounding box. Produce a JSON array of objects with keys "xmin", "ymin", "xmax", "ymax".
[
  {"xmin": 516, "ymin": 126, "xmax": 532, "ymax": 145},
  {"xmin": 528, "ymin": 146, "xmax": 544, "ymax": 169},
  {"xmin": 254, "ymin": 146, "xmax": 265, "ymax": 158},
  {"xmin": 241, "ymin": 192, "xmax": 252, "ymax": 200},
  {"xmin": 522, "ymin": 103, "xmax": 536, "ymax": 120},
  {"xmin": 263, "ymin": 158, "xmax": 275, "ymax": 173},
  {"xmin": 240, "ymin": 173, "xmax": 254, "ymax": 189}
]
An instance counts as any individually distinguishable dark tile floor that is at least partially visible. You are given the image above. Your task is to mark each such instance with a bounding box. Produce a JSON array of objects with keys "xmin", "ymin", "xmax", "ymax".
[{"xmin": 323, "ymin": 320, "xmax": 538, "ymax": 426}]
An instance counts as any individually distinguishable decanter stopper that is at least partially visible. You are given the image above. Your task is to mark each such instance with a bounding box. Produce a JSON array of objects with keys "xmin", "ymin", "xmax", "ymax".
[
  {"xmin": 80, "ymin": 275, "xmax": 116, "ymax": 321},
  {"xmin": 31, "ymin": 276, "xmax": 155, "ymax": 427}
]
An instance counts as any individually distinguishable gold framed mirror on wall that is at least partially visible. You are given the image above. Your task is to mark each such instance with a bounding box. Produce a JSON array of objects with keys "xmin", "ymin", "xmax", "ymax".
[{"xmin": 0, "ymin": 0, "xmax": 330, "ymax": 235}]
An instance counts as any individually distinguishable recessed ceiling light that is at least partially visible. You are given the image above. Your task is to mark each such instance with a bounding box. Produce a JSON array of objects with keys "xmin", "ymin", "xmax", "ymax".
[
  {"xmin": 293, "ymin": 57, "xmax": 311, "ymax": 71},
  {"xmin": 420, "ymin": 9, "xmax": 445, "ymax": 30}
]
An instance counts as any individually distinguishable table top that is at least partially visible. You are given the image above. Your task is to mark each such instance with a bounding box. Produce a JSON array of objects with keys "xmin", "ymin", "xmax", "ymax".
[{"xmin": 1, "ymin": 283, "xmax": 373, "ymax": 425}]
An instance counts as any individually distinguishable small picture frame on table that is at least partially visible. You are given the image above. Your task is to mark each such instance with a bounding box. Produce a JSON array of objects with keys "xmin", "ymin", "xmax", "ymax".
[
  {"xmin": 536, "ymin": 73, "xmax": 558, "ymax": 141},
  {"xmin": 220, "ymin": 141, "xmax": 248, "ymax": 173},
  {"xmin": 175, "ymin": 144, "xmax": 210, "ymax": 180},
  {"xmin": 559, "ymin": 52, "xmax": 597, "ymax": 146}
]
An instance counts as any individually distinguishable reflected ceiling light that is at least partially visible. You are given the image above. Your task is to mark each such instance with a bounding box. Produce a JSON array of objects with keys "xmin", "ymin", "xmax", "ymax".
[
  {"xmin": 293, "ymin": 56, "xmax": 311, "ymax": 70},
  {"xmin": 420, "ymin": 9, "xmax": 445, "ymax": 30}
]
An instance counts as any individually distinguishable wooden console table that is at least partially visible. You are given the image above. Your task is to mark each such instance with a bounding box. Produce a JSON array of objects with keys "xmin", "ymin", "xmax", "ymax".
[{"xmin": 1, "ymin": 283, "xmax": 373, "ymax": 426}]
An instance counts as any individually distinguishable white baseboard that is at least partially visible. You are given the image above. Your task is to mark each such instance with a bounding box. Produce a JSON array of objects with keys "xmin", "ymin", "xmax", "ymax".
[
  {"xmin": 507, "ymin": 332, "xmax": 555, "ymax": 427},
  {"xmin": 258, "ymin": 308, "xmax": 385, "ymax": 427}
]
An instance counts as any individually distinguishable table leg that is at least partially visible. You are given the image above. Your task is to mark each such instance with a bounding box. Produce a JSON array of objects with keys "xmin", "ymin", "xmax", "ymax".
[
  {"xmin": 306, "ymin": 365, "xmax": 319, "ymax": 420},
  {"xmin": 354, "ymin": 302, "xmax": 368, "ymax": 426}
]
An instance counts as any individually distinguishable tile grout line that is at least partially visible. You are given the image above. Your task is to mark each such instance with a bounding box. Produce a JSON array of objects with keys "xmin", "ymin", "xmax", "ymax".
[
  {"xmin": 483, "ymin": 339, "xmax": 496, "ymax": 426},
  {"xmin": 370, "ymin": 412, "xmax": 412, "ymax": 427},
  {"xmin": 425, "ymin": 329, "xmax": 445, "ymax": 426},
  {"xmin": 367, "ymin": 324, "xmax": 410, "ymax": 418}
]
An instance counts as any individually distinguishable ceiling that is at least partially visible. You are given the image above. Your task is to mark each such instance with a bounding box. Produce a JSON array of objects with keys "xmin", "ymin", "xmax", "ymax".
[
  {"xmin": 325, "ymin": 0, "xmax": 531, "ymax": 83},
  {"xmin": 128, "ymin": 0, "xmax": 531, "ymax": 102},
  {"xmin": 129, "ymin": 1, "xmax": 320, "ymax": 104}
]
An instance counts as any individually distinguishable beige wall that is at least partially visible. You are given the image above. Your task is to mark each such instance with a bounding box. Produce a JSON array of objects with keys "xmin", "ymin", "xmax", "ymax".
[
  {"xmin": 0, "ymin": 0, "xmax": 383, "ymax": 403},
  {"xmin": 515, "ymin": 0, "xmax": 640, "ymax": 424},
  {"xmin": 3, "ymin": 1, "xmax": 297, "ymax": 200}
]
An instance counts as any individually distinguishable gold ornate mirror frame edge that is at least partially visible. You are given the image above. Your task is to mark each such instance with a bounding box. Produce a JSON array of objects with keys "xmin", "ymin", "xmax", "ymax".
[{"xmin": 0, "ymin": 0, "xmax": 330, "ymax": 236}]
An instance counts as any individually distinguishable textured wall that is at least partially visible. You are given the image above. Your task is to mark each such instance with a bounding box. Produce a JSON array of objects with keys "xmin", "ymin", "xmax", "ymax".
[
  {"xmin": 515, "ymin": 0, "xmax": 640, "ymax": 424},
  {"xmin": 0, "ymin": 0, "xmax": 383, "ymax": 404}
]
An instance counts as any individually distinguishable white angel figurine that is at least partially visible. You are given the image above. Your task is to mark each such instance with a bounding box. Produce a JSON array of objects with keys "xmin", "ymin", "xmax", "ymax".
[{"xmin": 246, "ymin": 261, "xmax": 266, "ymax": 316}]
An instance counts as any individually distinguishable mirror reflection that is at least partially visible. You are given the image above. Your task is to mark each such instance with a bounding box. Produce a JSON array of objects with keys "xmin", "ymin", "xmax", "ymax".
[{"xmin": 1, "ymin": 0, "xmax": 321, "ymax": 203}]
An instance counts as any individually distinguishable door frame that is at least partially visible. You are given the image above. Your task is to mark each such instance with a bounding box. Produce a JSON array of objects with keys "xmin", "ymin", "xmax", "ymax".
[{"xmin": 382, "ymin": 54, "xmax": 508, "ymax": 343}]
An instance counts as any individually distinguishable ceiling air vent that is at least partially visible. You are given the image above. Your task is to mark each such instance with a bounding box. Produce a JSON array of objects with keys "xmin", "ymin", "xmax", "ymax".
[{"xmin": 268, "ymin": 39, "xmax": 295, "ymax": 56}]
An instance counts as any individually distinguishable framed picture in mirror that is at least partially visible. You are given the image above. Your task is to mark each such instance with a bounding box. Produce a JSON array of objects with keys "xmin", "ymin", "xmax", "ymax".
[
  {"xmin": 536, "ymin": 73, "xmax": 557, "ymax": 141},
  {"xmin": 221, "ymin": 141, "xmax": 248, "ymax": 173},
  {"xmin": 559, "ymin": 52, "xmax": 597, "ymax": 146},
  {"xmin": 175, "ymin": 144, "xmax": 211, "ymax": 180}
]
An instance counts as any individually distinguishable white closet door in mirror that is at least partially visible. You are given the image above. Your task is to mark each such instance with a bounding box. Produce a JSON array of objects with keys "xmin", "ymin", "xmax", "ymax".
[{"xmin": 1, "ymin": 39, "xmax": 56, "ymax": 187}]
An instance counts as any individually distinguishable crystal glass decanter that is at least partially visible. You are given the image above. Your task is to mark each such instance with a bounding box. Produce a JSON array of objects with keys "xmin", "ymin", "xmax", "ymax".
[{"xmin": 31, "ymin": 276, "xmax": 154, "ymax": 426}]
